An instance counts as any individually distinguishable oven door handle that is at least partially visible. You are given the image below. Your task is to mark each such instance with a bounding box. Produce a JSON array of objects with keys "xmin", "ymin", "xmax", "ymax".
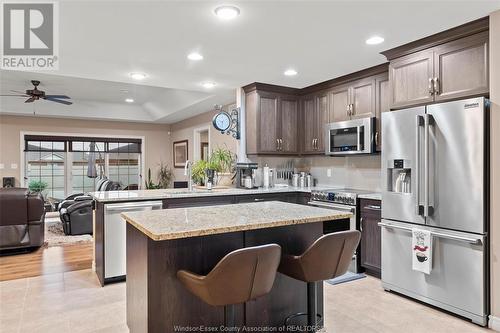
[{"xmin": 308, "ymin": 201, "xmax": 355, "ymax": 213}]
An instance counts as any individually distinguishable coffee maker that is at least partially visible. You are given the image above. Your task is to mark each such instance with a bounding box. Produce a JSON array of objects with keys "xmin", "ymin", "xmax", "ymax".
[{"xmin": 235, "ymin": 162, "xmax": 258, "ymax": 189}]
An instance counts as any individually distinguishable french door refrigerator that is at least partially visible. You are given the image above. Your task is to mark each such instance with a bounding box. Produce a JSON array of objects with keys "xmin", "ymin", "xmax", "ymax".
[{"xmin": 380, "ymin": 97, "xmax": 489, "ymax": 326}]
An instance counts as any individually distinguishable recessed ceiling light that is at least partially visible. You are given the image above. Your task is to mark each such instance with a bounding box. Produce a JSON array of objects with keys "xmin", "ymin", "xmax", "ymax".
[
  {"xmin": 125, "ymin": 98, "xmax": 134, "ymax": 103},
  {"xmin": 129, "ymin": 72, "xmax": 147, "ymax": 80},
  {"xmin": 202, "ymin": 82, "xmax": 216, "ymax": 89},
  {"xmin": 366, "ymin": 36, "xmax": 385, "ymax": 45},
  {"xmin": 214, "ymin": 5, "xmax": 240, "ymax": 20},
  {"xmin": 187, "ymin": 52, "xmax": 204, "ymax": 61},
  {"xmin": 284, "ymin": 69, "xmax": 298, "ymax": 76}
]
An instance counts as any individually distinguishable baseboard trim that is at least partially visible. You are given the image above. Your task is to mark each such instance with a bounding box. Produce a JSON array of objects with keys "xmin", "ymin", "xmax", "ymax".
[{"xmin": 489, "ymin": 315, "xmax": 500, "ymax": 331}]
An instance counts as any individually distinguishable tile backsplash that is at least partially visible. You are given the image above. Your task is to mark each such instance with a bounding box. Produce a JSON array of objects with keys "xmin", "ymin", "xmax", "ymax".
[{"xmin": 250, "ymin": 154, "xmax": 381, "ymax": 192}]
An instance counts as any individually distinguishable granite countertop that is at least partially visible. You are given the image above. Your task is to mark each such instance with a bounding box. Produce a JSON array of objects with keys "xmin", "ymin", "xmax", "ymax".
[
  {"xmin": 121, "ymin": 201, "xmax": 352, "ymax": 241},
  {"xmin": 89, "ymin": 186, "xmax": 332, "ymax": 203},
  {"xmin": 357, "ymin": 192, "xmax": 382, "ymax": 201}
]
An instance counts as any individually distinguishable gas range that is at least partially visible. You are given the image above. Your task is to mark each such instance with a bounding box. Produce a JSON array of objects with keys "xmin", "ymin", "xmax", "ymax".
[{"xmin": 311, "ymin": 188, "xmax": 372, "ymax": 206}]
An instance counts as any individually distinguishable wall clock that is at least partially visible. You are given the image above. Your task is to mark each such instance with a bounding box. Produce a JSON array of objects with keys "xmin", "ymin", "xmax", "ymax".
[
  {"xmin": 212, "ymin": 111, "xmax": 231, "ymax": 132},
  {"xmin": 211, "ymin": 105, "xmax": 240, "ymax": 139}
]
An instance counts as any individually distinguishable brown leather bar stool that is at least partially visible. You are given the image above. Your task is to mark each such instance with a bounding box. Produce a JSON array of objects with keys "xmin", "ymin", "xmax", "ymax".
[
  {"xmin": 278, "ymin": 230, "xmax": 361, "ymax": 329},
  {"xmin": 177, "ymin": 244, "xmax": 282, "ymax": 327}
]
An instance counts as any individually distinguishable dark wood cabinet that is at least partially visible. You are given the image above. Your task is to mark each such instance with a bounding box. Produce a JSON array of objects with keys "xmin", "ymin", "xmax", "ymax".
[
  {"xmin": 359, "ymin": 198, "xmax": 382, "ymax": 278},
  {"xmin": 389, "ymin": 50, "xmax": 435, "ymax": 109},
  {"xmin": 328, "ymin": 84, "xmax": 350, "ymax": 122},
  {"xmin": 434, "ymin": 31, "xmax": 489, "ymax": 102},
  {"xmin": 375, "ymin": 73, "xmax": 390, "ymax": 152},
  {"xmin": 316, "ymin": 93, "xmax": 328, "ymax": 152},
  {"xmin": 244, "ymin": 88, "xmax": 299, "ymax": 155},
  {"xmin": 328, "ymin": 78, "xmax": 375, "ymax": 121},
  {"xmin": 350, "ymin": 77, "xmax": 376, "ymax": 119},
  {"xmin": 386, "ymin": 29, "xmax": 489, "ymax": 109},
  {"xmin": 302, "ymin": 95, "xmax": 317, "ymax": 154},
  {"xmin": 301, "ymin": 92, "xmax": 328, "ymax": 154},
  {"xmin": 279, "ymin": 97, "xmax": 299, "ymax": 153}
]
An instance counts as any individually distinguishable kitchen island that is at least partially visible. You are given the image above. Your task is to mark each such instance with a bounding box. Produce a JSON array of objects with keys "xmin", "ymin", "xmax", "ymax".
[
  {"xmin": 122, "ymin": 201, "xmax": 352, "ymax": 333},
  {"xmin": 92, "ymin": 186, "xmax": 333, "ymax": 285}
]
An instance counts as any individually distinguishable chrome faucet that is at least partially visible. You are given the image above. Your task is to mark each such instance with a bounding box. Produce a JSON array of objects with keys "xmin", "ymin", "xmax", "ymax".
[{"xmin": 184, "ymin": 160, "xmax": 193, "ymax": 191}]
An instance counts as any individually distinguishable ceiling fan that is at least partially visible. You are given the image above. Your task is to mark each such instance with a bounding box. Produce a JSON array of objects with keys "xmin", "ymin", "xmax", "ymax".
[{"xmin": 0, "ymin": 80, "xmax": 73, "ymax": 105}]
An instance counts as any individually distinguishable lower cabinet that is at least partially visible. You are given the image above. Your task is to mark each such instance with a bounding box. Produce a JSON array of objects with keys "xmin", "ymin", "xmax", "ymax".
[
  {"xmin": 234, "ymin": 193, "xmax": 299, "ymax": 204},
  {"xmin": 359, "ymin": 198, "xmax": 382, "ymax": 277}
]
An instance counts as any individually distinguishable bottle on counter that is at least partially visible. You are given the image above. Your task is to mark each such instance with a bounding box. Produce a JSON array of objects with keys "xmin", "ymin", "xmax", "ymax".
[
  {"xmin": 306, "ymin": 174, "xmax": 312, "ymax": 188},
  {"xmin": 263, "ymin": 165, "xmax": 270, "ymax": 189}
]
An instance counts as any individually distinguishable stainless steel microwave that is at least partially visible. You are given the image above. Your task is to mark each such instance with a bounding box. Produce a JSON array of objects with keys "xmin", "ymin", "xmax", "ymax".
[{"xmin": 325, "ymin": 117, "xmax": 375, "ymax": 155}]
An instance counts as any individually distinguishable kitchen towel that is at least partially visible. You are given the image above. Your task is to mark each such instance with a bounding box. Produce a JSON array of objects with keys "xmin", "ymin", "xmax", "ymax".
[{"xmin": 412, "ymin": 228, "xmax": 432, "ymax": 274}]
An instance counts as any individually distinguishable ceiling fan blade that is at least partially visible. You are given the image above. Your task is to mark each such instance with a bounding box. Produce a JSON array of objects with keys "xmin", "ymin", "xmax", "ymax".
[
  {"xmin": 0, "ymin": 94, "xmax": 29, "ymax": 97},
  {"xmin": 44, "ymin": 97, "xmax": 73, "ymax": 105},
  {"xmin": 25, "ymin": 97, "xmax": 36, "ymax": 103},
  {"xmin": 10, "ymin": 90, "xmax": 27, "ymax": 94},
  {"xmin": 44, "ymin": 95, "xmax": 71, "ymax": 99}
]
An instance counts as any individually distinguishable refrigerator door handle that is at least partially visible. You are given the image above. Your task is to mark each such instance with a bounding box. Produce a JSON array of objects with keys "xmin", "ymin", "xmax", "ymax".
[
  {"xmin": 378, "ymin": 222, "xmax": 483, "ymax": 245},
  {"xmin": 416, "ymin": 115, "xmax": 424, "ymax": 215},
  {"xmin": 423, "ymin": 114, "xmax": 434, "ymax": 218}
]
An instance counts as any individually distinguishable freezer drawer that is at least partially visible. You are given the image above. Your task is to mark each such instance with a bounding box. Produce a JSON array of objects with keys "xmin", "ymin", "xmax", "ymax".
[{"xmin": 380, "ymin": 220, "xmax": 487, "ymax": 325}]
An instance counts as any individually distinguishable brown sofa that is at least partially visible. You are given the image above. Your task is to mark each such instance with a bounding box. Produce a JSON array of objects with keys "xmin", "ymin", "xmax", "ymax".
[{"xmin": 0, "ymin": 188, "xmax": 45, "ymax": 251}]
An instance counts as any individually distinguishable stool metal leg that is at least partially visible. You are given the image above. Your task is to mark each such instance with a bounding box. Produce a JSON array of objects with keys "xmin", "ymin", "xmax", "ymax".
[
  {"xmin": 224, "ymin": 304, "xmax": 235, "ymax": 328},
  {"xmin": 307, "ymin": 282, "xmax": 317, "ymax": 327}
]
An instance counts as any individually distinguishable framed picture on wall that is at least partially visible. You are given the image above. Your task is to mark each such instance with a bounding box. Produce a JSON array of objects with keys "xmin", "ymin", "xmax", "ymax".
[{"xmin": 173, "ymin": 140, "xmax": 188, "ymax": 168}]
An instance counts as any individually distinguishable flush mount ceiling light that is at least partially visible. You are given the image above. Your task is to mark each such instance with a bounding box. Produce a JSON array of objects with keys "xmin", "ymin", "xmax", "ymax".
[
  {"xmin": 129, "ymin": 72, "xmax": 147, "ymax": 80},
  {"xmin": 202, "ymin": 82, "xmax": 216, "ymax": 89},
  {"xmin": 365, "ymin": 36, "xmax": 385, "ymax": 45},
  {"xmin": 125, "ymin": 98, "xmax": 134, "ymax": 103},
  {"xmin": 284, "ymin": 69, "xmax": 298, "ymax": 76},
  {"xmin": 187, "ymin": 52, "xmax": 204, "ymax": 61},
  {"xmin": 214, "ymin": 5, "xmax": 240, "ymax": 20},
  {"xmin": 188, "ymin": 52, "xmax": 204, "ymax": 61}
]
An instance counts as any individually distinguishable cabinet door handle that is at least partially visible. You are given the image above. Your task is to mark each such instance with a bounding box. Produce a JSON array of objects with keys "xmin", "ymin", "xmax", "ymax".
[
  {"xmin": 360, "ymin": 217, "xmax": 363, "ymax": 232},
  {"xmin": 350, "ymin": 104, "xmax": 354, "ymax": 116},
  {"xmin": 346, "ymin": 104, "xmax": 350, "ymax": 117},
  {"xmin": 433, "ymin": 77, "xmax": 440, "ymax": 95},
  {"xmin": 314, "ymin": 138, "xmax": 317, "ymax": 150},
  {"xmin": 279, "ymin": 138, "xmax": 283, "ymax": 151},
  {"xmin": 375, "ymin": 132, "xmax": 379, "ymax": 146},
  {"xmin": 276, "ymin": 138, "xmax": 280, "ymax": 151},
  {"xmin": 428, "ymin": 78, "xmax": 434, "ymax": 95}
]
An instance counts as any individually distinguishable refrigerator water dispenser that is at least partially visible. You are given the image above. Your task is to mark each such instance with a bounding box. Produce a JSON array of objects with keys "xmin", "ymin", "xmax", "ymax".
[{"xmin": 387, "ymin": 159, "xmax": 411, "ymax": 194}]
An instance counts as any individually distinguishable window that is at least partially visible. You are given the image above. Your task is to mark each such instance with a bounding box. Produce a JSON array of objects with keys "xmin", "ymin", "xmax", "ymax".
[
  {"xmin": 108, "ymin": 142, "xmax": 140, "ymax": 189},
  {"xmin": 24, "ymin": 135, "xmax": 142, "ymax": 197},
  {"xmin": 25, "ymin": 140, "xmax": 66, "ymax": 199}
]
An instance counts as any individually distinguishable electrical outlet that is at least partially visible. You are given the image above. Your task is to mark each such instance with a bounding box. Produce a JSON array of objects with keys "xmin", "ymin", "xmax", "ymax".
[{"xmin": 327, "ymin": 168, "xmax": 332, "ymax": 177}]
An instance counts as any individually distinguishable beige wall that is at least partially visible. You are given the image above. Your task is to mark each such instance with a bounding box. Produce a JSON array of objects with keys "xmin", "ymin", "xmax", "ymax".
[
  {"xmin": 0, "ymin": 115, "xmax": 171, "ymax": 188},
  {"xmin": 169, "ymin": 104, "xmax": 238, "ymax": 180},
  {"xmin": 490, "ymin": 10, "xmax": 500, "ymax": 325}
]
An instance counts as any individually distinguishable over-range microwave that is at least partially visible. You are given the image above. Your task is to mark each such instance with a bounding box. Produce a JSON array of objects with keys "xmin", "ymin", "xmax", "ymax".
[{"xmin": 325, "ymin": 117, "xmax": 375, "ymax": 155}]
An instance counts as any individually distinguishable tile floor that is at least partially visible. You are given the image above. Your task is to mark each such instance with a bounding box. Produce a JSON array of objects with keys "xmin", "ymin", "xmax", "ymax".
[{"xmin": 0, "ymin": 270, "xmax": 490, "ymax": 333}]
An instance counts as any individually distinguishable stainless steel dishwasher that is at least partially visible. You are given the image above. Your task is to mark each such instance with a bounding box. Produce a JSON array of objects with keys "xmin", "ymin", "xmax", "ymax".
[{"xmin": 104, "ymin": 201, "xmax": 163, "ymax": 280}]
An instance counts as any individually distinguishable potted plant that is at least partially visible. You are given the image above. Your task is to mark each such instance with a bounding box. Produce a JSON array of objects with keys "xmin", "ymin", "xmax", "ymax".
[
  {"xmin": 28, "ymin": 180, "xmax": 48, "ymax": 196},
  {"xmin": 145, "ymin": 163, "xmax": 173, "ymax": 189},
  {"xmin": 191, "ymin": 146, "xmax": 235, "ymax": 187}
]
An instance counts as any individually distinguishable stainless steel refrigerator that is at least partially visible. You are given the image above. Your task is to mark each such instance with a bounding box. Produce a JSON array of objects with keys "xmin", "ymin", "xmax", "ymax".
[{"xmin": 380, "ymin": 97, "xmax": 489, "ymax": 326}]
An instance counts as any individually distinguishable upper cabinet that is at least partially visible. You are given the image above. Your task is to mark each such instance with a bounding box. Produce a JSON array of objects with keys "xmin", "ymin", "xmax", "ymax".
[
  {"xmin": 433, "ymin": 32, "xmax": 489, "ymax": 102},
  {"xmin": 383, "ymin": 18, "xmax": 489, "ymax": 109},
  {"xmin": 328, "ymin": 78, "xmax": 376, "ymax": 122},
  {"xmin": 389, "ymin": 50, "xmax": 435, "ymax": 109},
  {"xmin": 244, "ymin": 86, "xmax": 299, "ymax": 155},
  {"xmin": 302, "ymin": 92, "xmax": 329, "ymax": 154},
  {"xmin": 375, "ymin": 73, "xmax": 390, "ymax": 152}
]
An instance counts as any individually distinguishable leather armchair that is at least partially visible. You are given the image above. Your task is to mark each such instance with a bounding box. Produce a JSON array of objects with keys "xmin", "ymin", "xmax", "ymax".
[
  {"xmin": 0, "ymin": 188, "xmax": 45, "ymax": 251},
  {"xmin": 59, "ymin": 180, "xmax": 122, "ymax": 235}
]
